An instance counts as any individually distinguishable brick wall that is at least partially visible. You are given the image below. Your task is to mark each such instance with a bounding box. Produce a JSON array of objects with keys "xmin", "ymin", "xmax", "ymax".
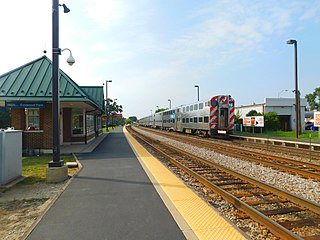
[
  {"xmin": 11, "ymin": 108, "xmax": 26, "ymax": 130},
  {"xmin": 11, "ymin": 103, "xmax": 100, "ymax": 150},
  {"xmin": 63, "ymin": 108, "xmax": 72, "ymax": 142},
  {"xmin": 41, "ymin": 104, "xmax": 53, "ymax": 149},
  {"xmin": 23, "ymin": 131, "xmax": 44, "ymax": 149}
]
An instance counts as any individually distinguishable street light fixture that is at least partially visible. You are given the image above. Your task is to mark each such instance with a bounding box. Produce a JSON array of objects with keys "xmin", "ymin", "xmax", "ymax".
[
  {"xmin": 194, "ymin": 85, "xmax": 200, "ymax": 101},
  {"xmin": 168, "ymin": 99, "xmax": 171, "ymax": 109},
  {"xmin": 61, "ymin": 48, "xmax": 75, "ymax": 65},
  {"xmin": 278, "ymin": 89, "xmax": 288, "ymax": 98},
  {"xmin": 49, "ymin": 1, "xmax": 73, "ymax": 168},
  {"xmin": 286, "ymin": 39, "xmax": 301, "ymax": 138}
]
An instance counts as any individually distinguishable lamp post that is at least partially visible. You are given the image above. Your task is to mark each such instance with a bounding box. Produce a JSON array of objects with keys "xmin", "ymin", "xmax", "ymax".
[
  {"xmin": 286, "ymin": 39, "xmax": 301, "ymax": 138},
  {"xmin": 105, "ymin": 80, "xmax": 112, "ymax": 132},
  {"xmin": 49, "ymin": 1, "xmax": 72, "ymax": 167},
  {"xmin": 194, "ymin": 85, "xmax": 199, "ymax": 101},
  {"xmin": 278, "ymin": 89, "xmax": 288, "ymax": 98},
  {"xmin": 168, "ymin": 99, "xmax": 171, "ymax": 109}
]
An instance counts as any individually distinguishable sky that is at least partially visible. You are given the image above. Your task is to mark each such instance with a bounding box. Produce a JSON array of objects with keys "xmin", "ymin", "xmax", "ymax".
[{"xmin": 0, "ymin": 0, "xmax": 320, "ymax": 118}]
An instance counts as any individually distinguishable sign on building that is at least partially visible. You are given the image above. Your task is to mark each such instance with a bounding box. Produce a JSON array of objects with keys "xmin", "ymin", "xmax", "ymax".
[
  {"xmin": 314, "ymin": 112, "xmax": 320, "ymax": 127},
  {"xmin": 6, "ymin": 101, "xmax": 46, "ymax": 108},
  {"xmin": 243, "ymin": 116, "xmax": 264, "ymax": 127}
]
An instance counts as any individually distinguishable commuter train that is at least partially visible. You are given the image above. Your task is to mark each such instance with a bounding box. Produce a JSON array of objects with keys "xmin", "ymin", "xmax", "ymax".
[{"xmin": 138, "ymin": 95, "xmax": 235, "ymax": 137}]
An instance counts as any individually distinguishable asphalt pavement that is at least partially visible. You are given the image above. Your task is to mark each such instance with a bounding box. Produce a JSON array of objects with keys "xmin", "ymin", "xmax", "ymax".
[{"xmin": 27, "ymin": 127, "xmax": 186, "ymax": 240}]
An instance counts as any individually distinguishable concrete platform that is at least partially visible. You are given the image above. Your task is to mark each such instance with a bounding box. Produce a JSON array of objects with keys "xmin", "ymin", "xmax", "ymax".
[
  {"xmin": 27, "ymin": 126, "xmax": 247, "ymax": 240},
  {"xmin": 27, "ymin": 127, "xmax": 186, "ymax": 240}
]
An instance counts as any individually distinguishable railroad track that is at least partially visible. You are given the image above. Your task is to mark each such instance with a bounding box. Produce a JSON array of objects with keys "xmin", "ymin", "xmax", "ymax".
[
  {"xmin": 231, "ymin": 139, "xmax": 320, "ymax": 163},
  {"xmin": 127, "ymin": 126, "xmax": 320, "ymax": 240},
  {"xmin": 137, "ymin": 127, "xmax": 320, "ymax": 180}
]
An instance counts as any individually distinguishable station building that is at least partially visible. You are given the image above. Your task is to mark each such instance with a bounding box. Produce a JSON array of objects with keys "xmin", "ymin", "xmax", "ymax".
[
  {"xmin": 0, "ymin": 56, "xmax": 105, "ymax": 153},
  {"xmin": 236, "ymin": 98, "xmax": 308, "ymax": 131}
]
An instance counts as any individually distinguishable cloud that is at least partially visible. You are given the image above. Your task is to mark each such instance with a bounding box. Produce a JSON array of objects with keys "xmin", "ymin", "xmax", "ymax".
[{"xmin": 81, "ymin": 0, "xmax": 128, "ymax": 27}]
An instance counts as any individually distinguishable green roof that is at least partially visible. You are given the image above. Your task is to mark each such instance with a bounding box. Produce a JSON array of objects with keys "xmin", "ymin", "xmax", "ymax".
[
  {"xmin": 0, "ymin": 56, "xmax": 104, "ymax": 111},
  {"xmin": 81, "ymin": 86, "xmax": 105, "ymax": 110}
]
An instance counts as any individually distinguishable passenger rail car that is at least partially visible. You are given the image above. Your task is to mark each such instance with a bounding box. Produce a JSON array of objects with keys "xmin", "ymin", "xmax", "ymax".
[{"xmin": 138, "ymin": 95, "xmax": 235, "ymax": 137}]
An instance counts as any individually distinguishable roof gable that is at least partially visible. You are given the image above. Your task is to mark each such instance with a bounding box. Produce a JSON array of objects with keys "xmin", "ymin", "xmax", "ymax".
[
  {"xmin": 81, "ymin": 86, "xmax": 105, "ymax": 110},
  {"xmin": 0, "ymin": 56, "xmax": 103, "ymax": 110}
]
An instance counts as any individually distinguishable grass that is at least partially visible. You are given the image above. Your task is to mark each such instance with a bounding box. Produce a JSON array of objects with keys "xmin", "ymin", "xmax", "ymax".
[
  {"xmin": 234, "ymin": 130, "xmax": 320, "ymax": 141},
  {"xmin": 102, "ymin": 127, "xmax": 113, "ymax": 133},
  {"xmin": 21, "ymin": 154, "xmax": 77, "ymax": 185}
]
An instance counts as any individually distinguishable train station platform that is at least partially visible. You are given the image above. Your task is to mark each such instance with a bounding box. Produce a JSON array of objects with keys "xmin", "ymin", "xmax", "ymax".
[{"xmin": 27, "ymin": 127, "xmax": 247, "ymax": 240}]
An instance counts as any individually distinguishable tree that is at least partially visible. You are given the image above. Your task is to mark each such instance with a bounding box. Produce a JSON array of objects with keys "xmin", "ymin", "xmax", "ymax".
[
  {"xmin": 155, "ymin": 108, "xmax": 167, "ymax": 113},
  {"xmin": 234, "ymin": 110, "xmax": 242, "ymax": 124},
  {"xmin": 128, "ymin": 116, "xmax": 137, "ymax": 122},
  {"xmin": 246, "ymin": 110, "xmax": 262, "ymax": 116},
  {"xmin": 0, "ymin": 109, "xmax": 11, "ymax": 128},
  {"xmin": 264, "ymin": 112, "xmax": 280, "ymax": 131},
  {"xmin": 305, "ymin": 87, "xmax": 320, "ymax": 111},
  {"xmin": 105, "ymin": 99, "xmax": 123, "ymax": 128}
]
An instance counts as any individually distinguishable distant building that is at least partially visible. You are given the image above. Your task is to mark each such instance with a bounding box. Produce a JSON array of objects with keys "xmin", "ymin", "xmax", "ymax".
[
  {"xmin": 0, "ymin": 56, "xmax": 105, "ymax": 153},
  {"xmin": 236, "ymin": 98, "xmax": 307, "ymax": 131}
]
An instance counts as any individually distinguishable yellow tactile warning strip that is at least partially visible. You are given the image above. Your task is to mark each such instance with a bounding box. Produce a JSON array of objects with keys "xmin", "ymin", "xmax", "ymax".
[{"xmin": 124, "ymin": 128, "xmax": 247, "ymax": 240}]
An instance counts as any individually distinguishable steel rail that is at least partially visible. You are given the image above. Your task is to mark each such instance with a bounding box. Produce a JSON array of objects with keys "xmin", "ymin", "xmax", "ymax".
[
  {"xmin": 139, "ymin": 127, "xmax": 320, "ymax": 179},
  {"xmin": 231, "ymin": 139, "xmax": 320, "ymax": 161},
  {"xmin": 129, "ymin": 128, "xmax": 305, "ymax": 240}
]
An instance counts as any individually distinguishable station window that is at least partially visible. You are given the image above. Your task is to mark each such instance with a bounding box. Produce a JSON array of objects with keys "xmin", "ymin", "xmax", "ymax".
[
  {"xmin": 172, "ymin": 119, "xmax": 175, "ymax": 123},
  {"xmin": 72, "ymin": 109, "xmax": 84, "ymax": 135},
  {"xmin": 190, "ymin": 105, "xmax": 193, "ymax": 111},
  {"xmin": 194, "ymin": 117, "xmax": 197, "ymax": 123},
  {"xmin": 199, "ymin": 117, "xmax": 203, "ymax": 122},
  {"xmin": 183, "ymin": 107, "xmax": 186, "ymax": 112},
  {"xmin": 199, "ymin": 103, "xmax": 203, "ymax": 109},
  {"xmin": 190, "ymin": 118, "xmax": 193, "ymax": 123},
  {"xmin": 182, "ymin": 118, "xmax": 185, "ymax": 123},
  {"xmin": 25, "ymin": 108, "xmax": 40, "ymax": 130},
  {"xmin": 186, "ymin": 106, "xmax": 189, "ymax": 112},
  {"xmin": 204, "ymin": 116, "xmax": 209, "ymax": 123},
  {"xmin": 194, "ymin": 104, "xmax": 198, "ymax": 110},
  {"xmin": 86, "ymin": 114, "xmax": 95, "ymax": 135},
  {"xmin": 186, "ymin": 118, "xmax": 189, "ymax": 123}
]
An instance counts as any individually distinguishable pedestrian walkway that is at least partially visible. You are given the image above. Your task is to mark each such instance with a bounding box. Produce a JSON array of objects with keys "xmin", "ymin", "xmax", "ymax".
[
  {"xmin": 60, "ymin": 132, "xmax": 109, "ymax": 154},
  {"xmin": 27, "ymin": 127, "xmax": 186, "ymax": 240}
]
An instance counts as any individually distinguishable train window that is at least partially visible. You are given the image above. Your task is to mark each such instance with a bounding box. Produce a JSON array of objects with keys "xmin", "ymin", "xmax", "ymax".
[
  {"xmin": 194, "ymin": 104, "xmax": 198, "ymax": 110},
  {"xmin": 182, "ymin": 118, "xmax": 185, "ymax": 123},
  {"xmin": 229, "ymin": 101, "xmax": 234, "ymax": 107},
  {"xmin": 194, "ymin": 117, "xmax": 197, "ymax": 123},
  {"xmin": 211, "ymin": 99, "xmax": 218, "ymax": 106},
  {"xmin": 190, "ymin": 105, "xmax": 193, "ymax": 111},
  {"xmin": 186, "ymin": 118, "xmax": 189, "ymax": 123},
  {"xmin": 204, "ymin": 116, "xmax": 209, "ymax": 123},
  {"xmin": 186, "ymin": 106, "xmax": 189, "ymax": 112},
  {"xmin": 199, "ymin": 103, "xmax": 203, "ymax": 109},
  {"xmin": 199, "ymin": 117, "xmax": 203, "ymax": 122}
]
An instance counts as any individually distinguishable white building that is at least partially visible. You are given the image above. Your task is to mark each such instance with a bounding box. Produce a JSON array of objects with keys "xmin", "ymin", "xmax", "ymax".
[{"xmin": 236, "ymin": 98, "xmax": 307, "ymax": 131}]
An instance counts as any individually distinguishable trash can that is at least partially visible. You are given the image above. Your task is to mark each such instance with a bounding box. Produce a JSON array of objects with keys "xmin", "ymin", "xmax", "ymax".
[{"xmin": 0, "ymin": 130, "xmax": 22, "ymax": 185}]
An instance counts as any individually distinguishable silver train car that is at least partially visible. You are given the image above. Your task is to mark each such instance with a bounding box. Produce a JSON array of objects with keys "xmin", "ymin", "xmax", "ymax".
[{"xmin": 139, "ymin": 95, "xmax": 235, "ymax": 137}]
